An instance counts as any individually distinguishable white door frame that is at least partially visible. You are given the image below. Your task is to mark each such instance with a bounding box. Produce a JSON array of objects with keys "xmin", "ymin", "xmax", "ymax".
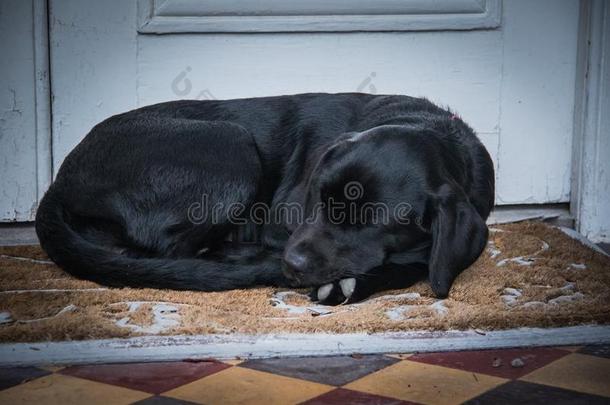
[
  {"xmin": 33, "ymin": 0, "xmax": 53, "ymax": 212},
  {"xmin": 571, "ymin": 0, "xmax": 610, "ymax": 243}
]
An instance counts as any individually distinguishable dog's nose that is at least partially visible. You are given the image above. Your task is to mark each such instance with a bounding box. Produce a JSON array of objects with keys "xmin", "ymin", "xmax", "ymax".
[{"xmin": 283, "ymin": 251, "xmax": 308, "ymax": 275}]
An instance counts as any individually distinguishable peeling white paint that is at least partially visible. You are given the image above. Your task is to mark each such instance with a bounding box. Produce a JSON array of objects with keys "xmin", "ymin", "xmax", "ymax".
[
  {"xmin": 1, "ymin": 325, "xmax": 608, "ymax": 366},
  {"xmin": 571, "ymin": 1, "xmax": 610, "ymax": 244},
  {"xmin": 1, "ymin": 0, "xmax": 51, "ymax": 221}
]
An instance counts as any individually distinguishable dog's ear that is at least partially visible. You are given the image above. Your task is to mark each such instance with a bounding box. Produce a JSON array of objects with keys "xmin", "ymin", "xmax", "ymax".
[{"xmin": 427, "ymin": 185, "xmax": 488, "ymax": 298}]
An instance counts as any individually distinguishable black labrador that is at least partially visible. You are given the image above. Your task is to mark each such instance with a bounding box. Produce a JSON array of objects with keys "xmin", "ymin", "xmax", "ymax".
[{"xmin": 36, "ymin": 93, "xmax": 494, "ymax": 303}]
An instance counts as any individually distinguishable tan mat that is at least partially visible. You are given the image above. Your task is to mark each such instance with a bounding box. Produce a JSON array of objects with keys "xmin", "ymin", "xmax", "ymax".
[{"xmin": 0, "ymin": 222, "xmax": 608, "ymax": 343}]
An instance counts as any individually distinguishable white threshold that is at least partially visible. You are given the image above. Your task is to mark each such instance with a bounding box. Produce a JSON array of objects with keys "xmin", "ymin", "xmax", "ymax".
[{"xmin": 0, "ymin": 325, "xmax": 608, "ymax": 366}]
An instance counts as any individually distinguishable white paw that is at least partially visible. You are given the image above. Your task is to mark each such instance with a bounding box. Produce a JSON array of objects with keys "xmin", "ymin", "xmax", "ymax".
[
  {"xmin": 339, "ymin": 278, "xmax": 356, "ymax": 299},
  {"xmin": 317, "ymin": 283, "xmax": 334, "ymax": 301}
]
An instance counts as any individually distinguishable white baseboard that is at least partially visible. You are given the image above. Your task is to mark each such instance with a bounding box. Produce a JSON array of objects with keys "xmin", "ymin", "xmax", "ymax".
[{"xmin": 1, "ymin": 325, "xmax": 608, "ymax": 366}]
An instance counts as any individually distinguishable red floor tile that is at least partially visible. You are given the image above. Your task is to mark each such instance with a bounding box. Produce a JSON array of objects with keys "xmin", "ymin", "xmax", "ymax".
[
  {"xmin": 60, "ymin": 360, "xmax": 230, "ymax": 394},
  {"xmin": 408, "ymin": 347, "xmax": 569, "ymax": 379}
]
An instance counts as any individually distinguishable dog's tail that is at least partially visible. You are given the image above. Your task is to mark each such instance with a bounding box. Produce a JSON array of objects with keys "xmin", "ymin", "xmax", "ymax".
[{"xmin": 35, "ymin": 188, "xmax": 286, "ymax": 291}]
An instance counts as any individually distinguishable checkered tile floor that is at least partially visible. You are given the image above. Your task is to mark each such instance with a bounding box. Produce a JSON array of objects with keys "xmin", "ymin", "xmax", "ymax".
[{"xmin": 1, "ymin": 345, "xmax": 609, "ymax": 404}]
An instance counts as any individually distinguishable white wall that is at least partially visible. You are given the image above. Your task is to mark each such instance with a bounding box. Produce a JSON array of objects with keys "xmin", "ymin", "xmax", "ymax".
[{"xmin": 0, "ymin": 0, "xmax": 51, "ymax": 221}]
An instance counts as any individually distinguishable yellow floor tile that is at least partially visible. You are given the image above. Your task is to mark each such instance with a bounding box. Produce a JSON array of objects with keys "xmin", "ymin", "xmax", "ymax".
[
  {"xmin": 165, "ymin": 366, "xmax": 333, "ymax": 405},
  {"xmin": 521, "ymin": 353, "xmax": 610, "ymax": 397},
  {"xmin": 0, "ymin": 373, "xmax": 150, "ymax": 405},
  {"xmin": 345, "ymin": 360, "xmax": 506, "ymax": 405}
]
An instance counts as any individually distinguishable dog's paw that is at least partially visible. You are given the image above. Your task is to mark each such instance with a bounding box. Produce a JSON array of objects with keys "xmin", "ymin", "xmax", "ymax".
[{"xmin": 309, "ymin": 278, "xmax": 357, "ymax": 305}]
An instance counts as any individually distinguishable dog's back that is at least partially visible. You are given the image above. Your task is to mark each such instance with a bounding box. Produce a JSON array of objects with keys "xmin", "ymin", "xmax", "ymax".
[{"xmin": 36, "ymin": 93, "xmax": 494, "ymax": 296}]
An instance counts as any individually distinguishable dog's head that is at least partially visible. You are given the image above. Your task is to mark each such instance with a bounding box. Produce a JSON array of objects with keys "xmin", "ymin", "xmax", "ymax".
[{"xmin": 282, "ymin": 125, "xmax": 489, "ymax": 298}]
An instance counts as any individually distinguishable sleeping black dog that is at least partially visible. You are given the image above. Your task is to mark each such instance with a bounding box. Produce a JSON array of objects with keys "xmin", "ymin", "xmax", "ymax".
[{"xmin": 36, "ymin": 93, "xmax": 494, "ymax": 304}]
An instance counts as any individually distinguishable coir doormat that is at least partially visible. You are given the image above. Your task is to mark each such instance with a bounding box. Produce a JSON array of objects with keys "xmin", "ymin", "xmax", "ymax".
[{"xmin": 0, "ymin": 222, "xmax": 608, "ymax": 343}]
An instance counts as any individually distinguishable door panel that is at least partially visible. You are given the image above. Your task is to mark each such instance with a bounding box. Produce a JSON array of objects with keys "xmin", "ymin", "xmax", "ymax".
[{"xmin": 137, "ymin": 0, "xmax": 501, "ymax": 33}]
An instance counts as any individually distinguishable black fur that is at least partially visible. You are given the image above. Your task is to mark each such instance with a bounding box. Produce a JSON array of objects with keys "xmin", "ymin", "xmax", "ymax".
[{"xmin": 36, "ymin": 93, "xmax": 494, "ymax": 301}]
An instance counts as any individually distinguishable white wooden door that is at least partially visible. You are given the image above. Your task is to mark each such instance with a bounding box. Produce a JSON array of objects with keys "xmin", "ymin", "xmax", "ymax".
[{"xmin": 0, "ymin": 0, "xmax": 581, "ymax": 222}]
